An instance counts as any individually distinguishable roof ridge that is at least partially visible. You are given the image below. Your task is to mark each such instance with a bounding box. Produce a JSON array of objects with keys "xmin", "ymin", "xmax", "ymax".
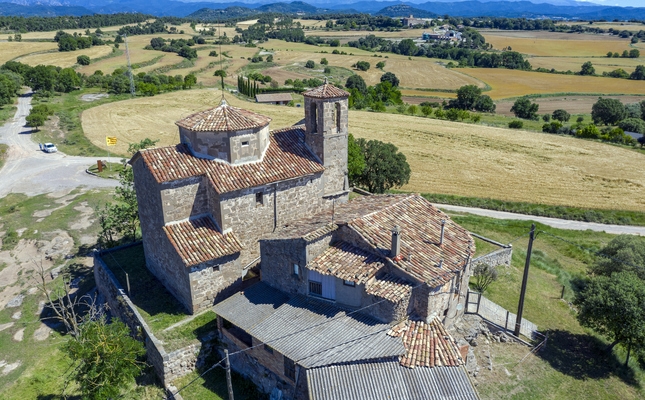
[{"xmin": 347, "ymin": 194, "xmax": 416, "ymax": 225}]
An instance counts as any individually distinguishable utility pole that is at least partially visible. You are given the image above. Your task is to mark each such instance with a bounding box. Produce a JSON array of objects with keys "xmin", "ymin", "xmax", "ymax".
[
  {"xmin": 225, "ymin": 349, "xmax": 235, "ymax": 400},
  {"xmin": 514, "ymin": 223, "xmax": 536, "ymax": 337},
  {"xmin": 124, "ymin": 34, "xmax": 136, "ymax": 97}
]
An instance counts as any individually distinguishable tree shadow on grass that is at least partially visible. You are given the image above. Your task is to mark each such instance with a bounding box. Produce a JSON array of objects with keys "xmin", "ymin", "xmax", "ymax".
[{"xmin": 538, "ymin": 329, "xmax": 640, "ymax": 388}]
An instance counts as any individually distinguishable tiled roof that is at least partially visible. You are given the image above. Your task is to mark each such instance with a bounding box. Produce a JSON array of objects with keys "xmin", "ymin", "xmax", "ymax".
[
  {"xmin": 308, "ymin": 241, "xmax": 384, "ymax": 284},
  {"xmin": 137, "ymin": 126, "xmax": 324, "ymax": 194},
  {"xmin": 255, "ymin": 93, "xmax": 292, "ymax": 103},
  {"xmin": 213, "ymin": 282, "xmax": 404, "ymax": 368},
  {"xmin": 348, "ymin": 195, "xmax": 475, "ymax": 285},
  {"xmin": 175, "ymin": 100, "xmax": 271, "ymax": 132},
  {"xmin": 163, "ymin": 217, "xmax": 242, "ymax": 267},
  {"xmin": 388, "ymin": 318, "xmax": 463, "ymax": 368},
  {"xmin": 366, "ymin": 274, "xmax": 413, "ymax": 302},
  {"xmin": 303, "ymin": 83, "xmax": 349, "ymax": 99},
  {"xmin": 307, "ymin": 362, "xmax": 479, "ymax": 400}
]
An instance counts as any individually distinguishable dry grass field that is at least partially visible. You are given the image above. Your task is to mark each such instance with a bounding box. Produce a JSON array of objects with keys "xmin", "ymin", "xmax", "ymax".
[
  {"xmin": 480, "ymin": 30, "xmax": 631, "ymax": 56},
  {"xmin": 18, "ymin": 21, "xmax": 155, "ymax": 40},
  {"xmin": 82, "ymin": 89, "xmax": 645, "ymax": 212},
  {"xmin": 0, "ymin": 41, "xmax": 58, "ymax": 64},
  {"xmin": 304, "ymin": 28, "xmax": 428, "ymax": 39},
  {"xmin": 460, "ymin": 68, "xmax": 645, "ymax": 99},
  {"xmin": 495, "ymin": 95, "xmax": 645, "ymax": 116},
  {"xmin": 15, "ymin": 45, "xmax": 113, "ymax": 68},
  {"xmin": 556, "ymin": 21, "xmax": 645, "ymax": 30},
  {"xmin": 264, "ymin": 39, "xmax": 484, "ymax": 90},
  {"xmin": 529, "ymin": 56, "xmax": 643, "ymax": 74}
]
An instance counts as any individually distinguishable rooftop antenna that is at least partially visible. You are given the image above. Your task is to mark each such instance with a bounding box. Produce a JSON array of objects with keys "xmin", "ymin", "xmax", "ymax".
[{"xmin": 124, "ymin": 34, "xmax": 135, "ymax": 97}]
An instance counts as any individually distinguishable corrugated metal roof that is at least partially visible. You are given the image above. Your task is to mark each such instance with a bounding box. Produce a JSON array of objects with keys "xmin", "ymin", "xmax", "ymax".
[
  {"xmin": 307, "ymin": 362, "xmax": 480, "ymax": 400},
  {"xmin": 213, "ymin": 283, "xmax": 404, "ymax": 368}
]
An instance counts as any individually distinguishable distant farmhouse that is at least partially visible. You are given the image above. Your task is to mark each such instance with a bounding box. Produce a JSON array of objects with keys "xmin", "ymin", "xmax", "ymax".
[
  {"xmin": 123, "ymin": 81, "xmax": 481, "ymax": 399},
  {"xmin": 423, "ymin": 28, "xmax": 463, "ymax": 41},
  {"xmin": 255, "ymin": 92, "xmax": 292, "ymax": 105}
]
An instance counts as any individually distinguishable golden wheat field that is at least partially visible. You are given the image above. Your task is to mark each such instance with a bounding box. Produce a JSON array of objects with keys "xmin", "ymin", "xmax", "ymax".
[
  {"xmin": 460, "ymin": 68, "xmax": 645, "ymax": 99},
  {"xmin": 480, "ymin": 30, "xmax": 631, "ymax": 56},
  {"xmin": 495, "ymin": 95, "xmax": 645, "ymax": 116},
  {"xmin": 0, "ymin": 41, "xmax": 58, "ymax": 65},
  {"xmin": 82, "ymin": 89, "xmax": 645, "ymax": 211},
  {"xmin": 304, "ymin": 28, "xmax": 429, "ymax": 39},
  {"xmin": 528, "ymin": 56, "xmax": 643, "ymax": 74},
  {"xmin": 15, "ymin": 45, "xmax": 113, "ymax": 68}
]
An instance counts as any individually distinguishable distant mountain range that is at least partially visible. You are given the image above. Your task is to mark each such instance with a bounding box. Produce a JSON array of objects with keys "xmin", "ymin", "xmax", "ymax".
[{"xmin": 2, "ymin": 0, "xmax": 645, "ymax": 20}]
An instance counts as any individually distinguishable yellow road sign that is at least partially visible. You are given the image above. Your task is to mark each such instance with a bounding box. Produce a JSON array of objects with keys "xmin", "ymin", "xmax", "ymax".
[{"xmin": 106, "ymin": 136, "xmax": 117, "ymax": 146}]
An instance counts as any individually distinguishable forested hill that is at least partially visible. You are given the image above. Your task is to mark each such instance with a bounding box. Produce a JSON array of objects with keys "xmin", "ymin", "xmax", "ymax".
[{"xmin": 376, "ymin": 5, "xmax": 438, "ymax": 18}]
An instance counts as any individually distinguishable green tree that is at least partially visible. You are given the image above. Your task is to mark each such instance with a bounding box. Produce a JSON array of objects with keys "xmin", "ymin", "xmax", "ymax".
[
  {"xmin": 320, "ymin": 57, "xmax": 328, "ymax": 65},
  {"xmin": 0, "ymin": 72, "xmax": 21, "ymax": 106},
  {"xmin": 591, "ymin": 235, "xmax": 645, "ymax": 280},
  {"xmin": 473, "ymin": 95, "xmax": 495, "ymax": 113},
  {"xmin": 580, "ymin": 61, "xmax": 595, "ymax": 76},
  {"xmin": 76, "ymin": 55, "xmax": 90, "ymax": 65},
  {"xmin": 421, "ymin": 104, "xmax": 433, "ymax": 117},
  {"xmin": 607, "ymin": 51, "xmax": 613, "ymax": 58},
  {"xmin": 178, "ymin": 45, "xmax": 197, "ymax": 59},
  {"xmin": 183, "ymin": 73, "xmax": 197, "ymax": 89},
  {"xmin": 57, "ymin": 68, "xmax": 80, "ymax": 92},
  {"xmin": 618, "ymin": 118, "xmax": 645, "ymax": 134},
  {"xmin": 510, "ymin": 97, "xmax": 539, "ymax": 120},
  {"xmin": 355, "ymin": 138, "xmax": 410, "ymax": 193},
  {"xmin": 576, "ymin": 124, "xmax": 601, "ymax": 139},
  {"xmin": 574, "ymin": 272, "xmax": 645, "ymax": 364},
  {"xmin": 641, "ymin": 100, "xmax": 645, "ymax": 119},
  {"xmin": 376, "ymin": 61, "xmax": 385, "ymax": 70},
  {"xmin": 591, "ymin": 97, "xmax": 626, "ymax": 125},
  {"xmin": 354, "ymin": 61, "xmax": 370, "ymax": 71},
  {"xmin": 63, "ymin": 316, "xmax": 146, "ymax": 399},
  {"xmin": 472, "ymin": 262, "xmax": 498, "ymax": 293},
  {"xmin": 631, "ymin": 65, "xmax": 645, "ymax": 80},
  {"xmin": 347, "ymin": 134, "xmax": 365, "ymax": 186},
  {"xmin": 629, "ymin": 49, "xmax": 640, "ymax": 58},
  {"xmin": 27, "ymin": 65, "xmax": 58, "ymax": 92},
  {"xmin": 25, "ymin": 112, "xmax": 45, "ymax": 129},
  {"xmin": 552, "ymin": 109, "xmax": 571, "ymax": 122},
  {"xmin": 508, "ymin": 120, "xmax": 523, "ymax": 129},
  {"xmin": 266, "ymin": 54, "xmax": 273, "ymax": 62},
  {"xmin": 407, "ymin": 104, "xmax": 418, "ymax": 115},
  {"xmin": 380, "ymin": 72, "xmax": 399, "ymax": 87},
  {"xmin": 214, "ymin": 69, "xmax": 227, "ymax": 90},
  {"xmin": 452, "ymin": 84, "xmax": 482, "ymax": 110},
  {"xmin": 345, "ymin": 75, "xmax": 367, "ymax": 95},
  {"xmin": 305, "ymin": 60, "xmax": 315, "ymax": 69},
  {"xmin": 446, "ymin": 108, "xmax": 460, "ymax": 121}
]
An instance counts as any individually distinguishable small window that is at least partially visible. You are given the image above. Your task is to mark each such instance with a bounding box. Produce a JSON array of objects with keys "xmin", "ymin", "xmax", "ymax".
[
  {"xmin": 309, "ymin": 281, "xmax": 322, "ymax": 296},
  {"xmin": 241, "ymin": 140, "xmax": 249, "ymax": 146},
  {"xmin": 255, "ymin": 192, "xmax": 263, "ymax": 206},
  {"xmin": 264, "ymin": 344, "xmax": 274, "ymax": 354},
  {"xmin": 213, "ymin": 265, "xmax": 220, "ymax": 272},
  {"xmin": 343, "ymin": 280, "xmax": 355, "ymax": 287},
  {"xmin": 293, "ymin": 264, "xmax": 299, "ymax": 276},
  {"xmin": 284, "ymin": 357, "xmax": 296, "ymax": 381}
]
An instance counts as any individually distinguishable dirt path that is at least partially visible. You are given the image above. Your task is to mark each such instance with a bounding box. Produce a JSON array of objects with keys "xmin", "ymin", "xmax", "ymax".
[
  {"xmin": 0, "ymin": 92, "xmax": 118, "ymax": 197},
  {"xmin": 436, "ymin": 203, "xmax": 645, "ymax": 236}
]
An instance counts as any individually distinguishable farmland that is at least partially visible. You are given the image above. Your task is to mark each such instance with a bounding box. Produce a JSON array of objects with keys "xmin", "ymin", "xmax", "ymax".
[
  {"xmin": 529, "ymin": 56, "xmax": 644, "ymax": 74},
  {"xmin": 0, "ymin": 41, "xmax": 58, "ymax": 65},
  {"xmin": 15, "ymin": 44, "xmax": 114, "ymax": 68},
  {"xmin": 82, "ymin": 88, "xmax": 645, "ymax": 212},
  {"xmin": 495, "ymin": 95, "xmax": 645, "ymax": 116},
  {"xmin": 480, "ymin": 30, "xmax": 631, "ymax": 57}
]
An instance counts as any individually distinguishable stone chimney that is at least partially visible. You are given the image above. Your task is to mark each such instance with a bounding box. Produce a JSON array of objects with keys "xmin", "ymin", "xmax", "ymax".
[
  {"xmin": 391, "ymin": 225, "xmax": 401, "ymax": 258},
  {"xmin": 440, "ymin": 219, "xmax": 446, "ymax": 246}
]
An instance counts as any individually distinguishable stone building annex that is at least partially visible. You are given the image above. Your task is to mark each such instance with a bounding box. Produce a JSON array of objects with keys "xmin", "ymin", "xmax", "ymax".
[{"xmin": 116, "ymin": 82, "xmax": 481, "ymax": 399}]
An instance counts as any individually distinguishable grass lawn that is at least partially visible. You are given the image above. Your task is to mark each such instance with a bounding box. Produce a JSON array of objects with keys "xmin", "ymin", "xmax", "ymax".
[
  {"xmin": 87, "ymin": 161, "xmax": 125, "ymax": 179},
  {"xmin": 173, "ymin": 368, "xmax": 264, "ymax": 400},
  {"xmin": 0, "ymin": 104, "xmax": 17, "ymax": 125},
  {"xmin": 452, "ymin": 213, "xmax": 645, "ymax": 399}
]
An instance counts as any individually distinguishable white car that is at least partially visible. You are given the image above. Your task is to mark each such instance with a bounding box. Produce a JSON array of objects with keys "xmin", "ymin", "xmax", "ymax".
[{"xmin": 43, "ymin": 143, "xmax": 57, "ymax": 153}]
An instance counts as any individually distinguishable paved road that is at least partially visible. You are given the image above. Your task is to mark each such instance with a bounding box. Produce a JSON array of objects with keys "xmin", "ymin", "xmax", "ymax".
[
  {"xmin": 435, "ymin": 203, "xmax": 645, "ymax": 236},
  {"xmin": 0, "ymin": 93, "xmax": 117, "ymax": 197}
]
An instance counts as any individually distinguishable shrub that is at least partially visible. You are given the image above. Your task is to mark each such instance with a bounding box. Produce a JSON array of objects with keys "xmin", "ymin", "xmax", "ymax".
[
  {"xmin": 618, "ymin": 118, "xmax": 645, "ymax": 134},
  {"xmin": 576, "ymin": 124, "xmax": 601, "ymax": 139},
  {"xmin": 542, "ymin": 121, "xmax": 563, "ymax": 133},
  {"xmin": 305, "ymin": 60, "xmax": 315, "ymax": 69},
  {"xmin": 552, "ymin": 109, "xmax": 571, "ymax": 122},
  {"xmin": 354, "ymin": 61, "xmax": 370, "ymax": 71},
  {"xmin": 76, "ymin": 55, "xmax": 90, "ymax": 65},
  {"xmin": 266, "ymin": 54, "xmax": 273, "ymax": 62},
  {"xmin": 508, "ymin": 120, "xmax": 524, "ymax": 129},
  {"xmin": 209, "ymin": 50, "xmax": 218, "ymax": 57},
  {"xmin": 320, "ymin": 57, "xmax": 328, "ymax": 65}
]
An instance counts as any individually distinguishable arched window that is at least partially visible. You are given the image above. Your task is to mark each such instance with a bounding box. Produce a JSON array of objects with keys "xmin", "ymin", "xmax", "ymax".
[
  {"xmin": 310, "ymin": 103, "xmax": 317, "ymax": 133},
  {"xmin": 335, "ymin": 102, "xmax": 342, "ymax": 132}
]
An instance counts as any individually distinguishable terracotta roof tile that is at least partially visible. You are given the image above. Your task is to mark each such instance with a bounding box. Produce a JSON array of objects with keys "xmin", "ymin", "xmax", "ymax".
[
  {"xmin": 388, "ymin": 318, "xmax": 463, "ymax": 368},
  {"xmin": 138, "ymin": 126, "xmax": 324, "ymax": 194},
  {"xmin": 348, "ymin": 195, "xmax": 475, "ymax": 285},
  {"xmin": 366, "ymin": 274, "xmax": 413, "ymax": 302},
  {"xmin": 163, "ymin": 217, "xmax": 242, "ymax": 267},
  {"xmin": 308, "ymin": 241, "xmax": 384, "ymax": 284},
  {"xmin": 303, "ymin": 83, "xmax": 349, "ymax": 99},
  {"xmin": 175, "ymin": 100, "xmax": 271, "ymax": 132}
]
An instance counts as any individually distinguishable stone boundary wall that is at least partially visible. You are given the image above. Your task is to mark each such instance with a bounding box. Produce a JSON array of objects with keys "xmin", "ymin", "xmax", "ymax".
[
  {"xmin": 470, "ymin": 233, "xmax": 512, "ymax": 269},
  {"xmin": 94, "ymin": 244, "xmax": 211, "ymax": 397}
]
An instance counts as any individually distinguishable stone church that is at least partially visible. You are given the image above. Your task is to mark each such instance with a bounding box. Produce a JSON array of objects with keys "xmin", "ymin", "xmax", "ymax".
[{"xmin": 130, "ymin": 82, "xmax": 352, "ymax": 313}]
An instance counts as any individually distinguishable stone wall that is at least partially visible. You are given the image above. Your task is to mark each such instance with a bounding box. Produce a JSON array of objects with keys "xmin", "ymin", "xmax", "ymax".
[
  {"xmin": 160, "ymin": 176, "xmax": 209, "ymax": 224},
  {"xmin": 189, "ymin": 253, "xmax": 242, "ymax": 312},
  {"xmin": 179, "ymin": 125, "xmax": 269, "ymax": 163},
  {"xmin": 472, "ymin": 247, "xmax": 513, "ymax": 269},
  {"xmin": 260, "ymin": 238, "xmax": 309, "ymax": 296},
  {"xmin": 94, "ymin": 248, "xmax": 214, "ymax": 388}
]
